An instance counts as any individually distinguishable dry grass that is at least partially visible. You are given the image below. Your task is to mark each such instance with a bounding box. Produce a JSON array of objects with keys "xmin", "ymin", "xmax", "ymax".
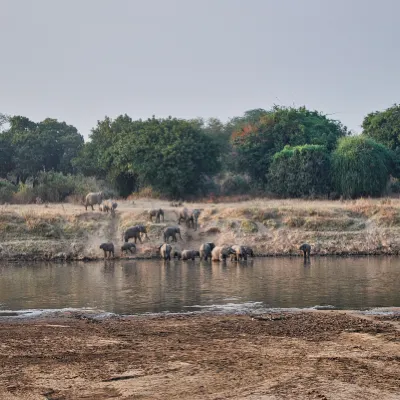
[{"xmin": 1, "ymin": 198, "xmax": 400, "ymax": 260}]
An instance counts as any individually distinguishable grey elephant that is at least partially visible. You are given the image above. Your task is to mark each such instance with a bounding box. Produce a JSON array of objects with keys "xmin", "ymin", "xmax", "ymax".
[
  {"xmin": 121, "ymin": 242, "xmax": 136, "ymax": 255},
  {"xmin": 85, "ymin": 191, "xmax": 104, "ymax": 211},
  {"xmin": 124, "ymin": 225, "xmax": 149, "ymax": 243},
  {"xmin": 211, "ymin": 245, "xmax": 236, "ymax": 262},
  {"xmin": 187, "ymin": 209, "xmax": 201, "ymax": 230},
  {"xmin": 177, "ymin": 207, "xmax": 190, "ymax": 225},
  {"xmin": 243, "ymin": 246, "xmax": 255, "ymax": 258},
  {"xmin": 173, "ymin": 250, "xmax": 182, "ymax": 260},
  {"xmin": 163, "ymin": 226, "xmax": 183, "ymax": 242},
  {"xmin": 159, "ymin": 243, "xmax": 172, "ymax": 260},
  {"xmin": 181, "ymin": 249, "xmax": 200, "ymax": 261},
  {"xmin": 100, "ymin": 242, "xmax": 114, "ymax": 258},
  {"xmin": 231, "ymin": 245, "xmax": 247, "ymax": 261},
  {"xmin": 299, "ymin": 243, "xmax": 311, "ymax": 259},
  {"xmin": 199, "ymin": 242, "xmax": 215, "ymax": 261},
  {"xmin": 149, "ymin": 208, "xmax": 164, "ymax": 223}
]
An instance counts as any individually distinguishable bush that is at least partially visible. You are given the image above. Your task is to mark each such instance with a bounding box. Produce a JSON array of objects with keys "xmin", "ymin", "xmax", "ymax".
[
  {"xmin": 0, "ymin": 180, "xmax": 17, "ymax": 203},
  {"xmin": 221, "ymin": 174, "xmax": 251, "ymax": 195},
  {"xmin": 268, "ymin": 145, "xmax": 332, "ymax": 198},
  {"xmin": 332, "ymin": 136, "xmax": 394, "ymax": 198}
]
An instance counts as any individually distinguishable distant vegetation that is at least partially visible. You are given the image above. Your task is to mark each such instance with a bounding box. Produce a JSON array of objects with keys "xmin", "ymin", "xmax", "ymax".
[{"xmin": 1, "ymin": 104, "xmax": 400, "ymax": 202}]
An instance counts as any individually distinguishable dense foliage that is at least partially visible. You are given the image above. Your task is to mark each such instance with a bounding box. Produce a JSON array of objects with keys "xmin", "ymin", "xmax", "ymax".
[
  {"xmin": 2, "ymin": 103, "xmax": 400, "ymax": 202},
  {"xmin": 362, "ymin": 104, "xmax": 400, "ymax": 151},
  {"xmin": 332, "ymin": 136, "xmax": 394, "ymax": 198},
  {"xmin": 231, "ymin": 106, "xmax": 348, "ymax": 187},
  {"xmin": 74, "ymin": 116, "xmax": 221, "ymax": 198},
  {"xmin": 268, "ymin": 145, "xmax": 332, "ymax": 198}
]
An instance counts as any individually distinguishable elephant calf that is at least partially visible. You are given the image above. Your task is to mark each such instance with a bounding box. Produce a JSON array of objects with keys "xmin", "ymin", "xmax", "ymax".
[
  {"xmin": 243, "ymin": 246, "xmax": 255, "ymax": 258},
  {"xmin": 149, "ymin": 208, "xmax": 164, "ymax": 223},
  {"xmin": 211, "ymin": 246, "xmax": 236, "ymax": 262},
  {"xmin": 159, "ymin": 243, "xmax": 172, "ymax": 261},
  {"xmin": 100, "ymin": 242, "xmax": 114, "ymax": 258},
  {"xmin": 181, "ymin": 249, "xmax": 200, "ymax": 261},
  {"xmin": 299, "ymin": 243, "xmax": 311, "ymax": 259},
  {"xmin": 199, "ymin": 242, "xmax": 215, "ymax": 261},
  {"xmin": 173, "ymin": 250, "xmax": 182, "ymax": 260},
  {"xmin": 121, "ymin": 242, "xmax": 136, "ymax": 255},
  {"xmin": 163, "ymin": 226, "xmax": 183, "ymax": 243}
]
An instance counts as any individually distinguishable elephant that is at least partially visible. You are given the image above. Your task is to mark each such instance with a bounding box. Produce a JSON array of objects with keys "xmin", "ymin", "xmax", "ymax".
[
  {"xmin": 99, "ymin": 203, "xmax": 108, "ymax": 212},
  {"xmin": 85, "ymin": 191, "xmax": 104, "ymax": 211},
  {"xmin": 159, "ymin": 243, "xmax": 172, "ymax": 260},
  {"xmin": 187, "ymin": 209, "xmax": 201, "ymax": 230},
  {"xmin": 124, "ymin": 225, "xmax": 149, "ymax": 243},
  {"xmin": 299, "ymin": 243, "xmax": 311, "ymax": 259},
  {"xmin": 199, "ymin": 242, "xmax": 215, "ymax": 261},
  {"xmin": 149, "ymin": 208, "xmax": 164, "ymax": 223},
  {"xmin": 100, "ymin": 242, "xmax": 114, "ymax": 258},
  {"xmin": 231, "ymin": 245, "xmax": 247, "ymax": 261},
  {"xmin": 177, "ymin": 207, "xmax": 190, "ymax": 225},
  {"xmin": 211, "ymin": 245, "xmax": 236, "ymax": 262},
  {"xmin": 121, "ymin": 242, "xmax": 136, "ymax": 255},
  {"xmin": 181, "ymin": 250, "xmax": 200, "ymax": 261},
  {"xmin": 243, "ymin": 246, "xmax": 255, "ymax": 258},
  {"xmin": 173, "ymin": 250, "xmax": 182, "ymax": 260},
  {"xmin": 163, "ymin": 226, "xmax": 183, "ymax": 242}
]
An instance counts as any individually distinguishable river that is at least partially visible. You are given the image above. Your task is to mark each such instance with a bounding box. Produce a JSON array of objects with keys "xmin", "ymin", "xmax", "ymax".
[{"xmin": 0, "ymin": 257, "xmax": 400, "ymax": 315}]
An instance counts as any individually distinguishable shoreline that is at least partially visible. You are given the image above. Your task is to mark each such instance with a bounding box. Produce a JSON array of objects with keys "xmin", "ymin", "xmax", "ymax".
[{"xmin": 0, "ymin": 309, "xmax": 399, "ymax": 399}]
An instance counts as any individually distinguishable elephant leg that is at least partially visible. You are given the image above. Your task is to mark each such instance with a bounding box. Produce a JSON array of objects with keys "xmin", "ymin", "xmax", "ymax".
[{"xmin": 91, "ymin": 204, "xmax": 94, "ymax": 211}]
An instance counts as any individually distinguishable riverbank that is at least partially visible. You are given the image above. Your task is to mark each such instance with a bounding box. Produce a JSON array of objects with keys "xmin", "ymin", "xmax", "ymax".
[
  {"xmin": 0, "ymin": 310, "xmax": 399, "ymax": 399},
  {"xmin": 1, "ymin": 198, "xmax": 400, "ymax": 261}
]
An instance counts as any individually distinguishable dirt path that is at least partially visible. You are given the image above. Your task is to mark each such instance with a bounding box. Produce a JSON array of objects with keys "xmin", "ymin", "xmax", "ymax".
[{"xmin": 0, "ymin": 311, "xmax": 399, "ymax": 399}]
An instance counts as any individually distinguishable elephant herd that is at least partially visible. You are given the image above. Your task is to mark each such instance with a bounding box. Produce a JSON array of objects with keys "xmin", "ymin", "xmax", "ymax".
[{"xmin": 89, "ymin": 195, "xmax": 312, "ymax": 261}]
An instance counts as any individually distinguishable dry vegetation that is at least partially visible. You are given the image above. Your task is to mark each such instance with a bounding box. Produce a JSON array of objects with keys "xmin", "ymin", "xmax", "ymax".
[{"xmin": 1, "ymin": 197, "xmax": 400, "ymax": 260}]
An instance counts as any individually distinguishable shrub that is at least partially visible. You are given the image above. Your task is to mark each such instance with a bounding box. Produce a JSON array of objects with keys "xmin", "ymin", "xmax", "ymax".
[
  {"xmin": 332, "ymin": 136, "xmax": 394, "ymax": 198},
  {"xmin": 268, "ymin": 145, "xmax": 332, "ymax": 198},
  {"xmin": 0, "ymin": 180, "xmax": 17, "ymax": 203},
  {"xmin": 221, "ymin": 174, "xmax": 251, "ymax": 195}
]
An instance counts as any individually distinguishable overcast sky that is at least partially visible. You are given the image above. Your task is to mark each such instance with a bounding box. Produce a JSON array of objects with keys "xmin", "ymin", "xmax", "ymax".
[{"xmin": 1, "ymin": 0, "xmax": 399, "ymax": 138}]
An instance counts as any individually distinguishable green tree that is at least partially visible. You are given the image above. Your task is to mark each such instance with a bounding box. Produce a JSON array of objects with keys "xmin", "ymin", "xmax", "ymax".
[
  {"xmin": 7, "ymin": 116, "xmax": 83, "ymax": 183},
  {"xmin": 362, "ymin": 104, "xmax": 400, "ymax": 150},
  {"xmin": 231, "ymin": 106, "xmax": 348, "ymax": 186},
  {"xmin": 268, "ymin": 145, "xmax": 332, "ymax": 198},
  {"xmin": 332, "ymin": 136, "xmax": 394, "ymax": 198}
]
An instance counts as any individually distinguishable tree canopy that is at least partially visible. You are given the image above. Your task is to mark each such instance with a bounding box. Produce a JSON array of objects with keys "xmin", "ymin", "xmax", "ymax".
[{"xmin": 231, "ymin": 106, "xmax": 348, "ymax": 186}]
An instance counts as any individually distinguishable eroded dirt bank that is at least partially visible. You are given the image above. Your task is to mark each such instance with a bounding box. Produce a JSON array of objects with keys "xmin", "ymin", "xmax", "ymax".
[
  {"xmin": 0, "ymin": 311, "xmax": 399, "ymax": 399},
  {"xmin": 1, "ymin": 198, "xmax": 400, "ymax": 261}
]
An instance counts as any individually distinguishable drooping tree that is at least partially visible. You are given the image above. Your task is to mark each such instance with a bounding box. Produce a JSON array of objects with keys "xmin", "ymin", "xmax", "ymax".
[
  {"xmin": 268, "ymin": 145, "xmax": 332, "ymax": 198},
  {"xmin": 332, "ymin": 136, "xmax": 394, "ymax": 198}
]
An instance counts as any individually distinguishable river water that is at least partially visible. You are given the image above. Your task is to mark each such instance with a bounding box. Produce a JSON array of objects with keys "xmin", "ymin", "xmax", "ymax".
[{"xmin": 0, "ymin": 257, "xmax": 400, "ymax": 316}]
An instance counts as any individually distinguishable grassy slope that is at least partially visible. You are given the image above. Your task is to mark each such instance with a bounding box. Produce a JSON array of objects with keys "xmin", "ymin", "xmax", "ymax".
[{"xmin": 0, "ymin": 198, "xmax": 400, "ymax": 261}]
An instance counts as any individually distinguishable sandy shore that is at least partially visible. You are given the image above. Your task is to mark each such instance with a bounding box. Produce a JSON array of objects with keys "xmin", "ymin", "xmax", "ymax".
[{"xmin": 0, "ymin": 310, "xmax": 399, "ymax": 399}]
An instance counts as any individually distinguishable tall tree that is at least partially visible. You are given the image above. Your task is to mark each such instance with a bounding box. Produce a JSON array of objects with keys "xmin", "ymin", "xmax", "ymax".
[{"xmin": 231, "ymin": 106, "xmax": 348, "ymax": 186}]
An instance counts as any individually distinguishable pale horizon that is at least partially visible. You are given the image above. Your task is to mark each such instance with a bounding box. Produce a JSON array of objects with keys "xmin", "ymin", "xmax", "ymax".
[{"xmin": 1, "ymin": 0, "xmax": 400, "ymax": 138}]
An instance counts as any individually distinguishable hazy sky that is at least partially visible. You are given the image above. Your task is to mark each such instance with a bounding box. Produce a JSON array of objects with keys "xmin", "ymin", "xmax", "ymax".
[{"xmin": 1, "ymin": 0, "xmax": 399, "ymax": 138}]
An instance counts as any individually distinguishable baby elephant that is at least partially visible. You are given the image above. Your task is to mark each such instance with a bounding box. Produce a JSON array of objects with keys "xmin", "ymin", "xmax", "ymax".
[
  {"xmin": 100, "ymin": 242, "xmax": 114, "ymax": 259},
  {"xmin": 181, "ymin": 250, "xmax": 200, "ymax": 261},
  {"xmin": 299, "ymin": 243, "xmax": 311, "ymax": 259},
  {"xmin": 121, "ymin": 242, "xmax": 136, "ymax": 255},
  {"xmin": 173, "ymin": 250, "xmax": 182, "ymax": 260}
]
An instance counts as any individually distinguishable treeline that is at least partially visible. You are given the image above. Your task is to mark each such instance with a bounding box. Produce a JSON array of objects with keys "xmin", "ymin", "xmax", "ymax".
[{"xmin": 1, "ymin": 104, "xmax": 400, "ymax": 202}]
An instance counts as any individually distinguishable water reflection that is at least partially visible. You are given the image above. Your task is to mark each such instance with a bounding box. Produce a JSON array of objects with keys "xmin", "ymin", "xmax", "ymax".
[{"xmin": 0, "ymin": 257, "xmax": 400, "ymax": 314}]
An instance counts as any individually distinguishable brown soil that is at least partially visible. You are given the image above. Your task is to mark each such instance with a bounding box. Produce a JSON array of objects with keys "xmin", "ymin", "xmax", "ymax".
[{"xmin": 0, "ymin": 311, "xmax": 400, "ymax": 399}]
